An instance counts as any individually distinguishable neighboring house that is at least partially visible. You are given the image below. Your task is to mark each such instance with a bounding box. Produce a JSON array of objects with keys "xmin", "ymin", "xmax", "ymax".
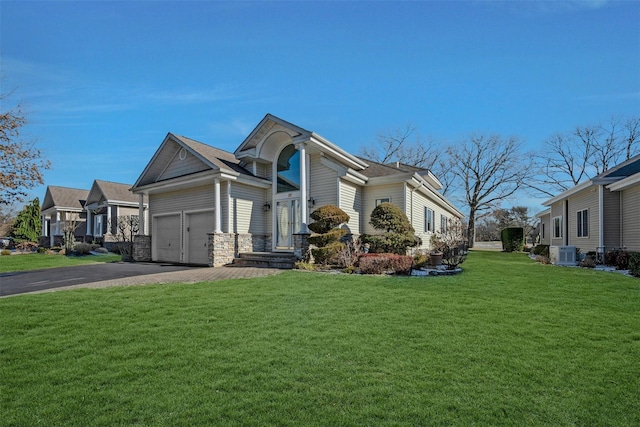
[
  {"xmin": 535, "ymin": 208, "xmax": 551, "ymax": 246},
  {"xmin": 131, "ymin": 114, "xmax": 464, "ymax": 266},
  {"xmin": 40, "ymin": 186, "xmax": 89, "ymax": 247},
  {"xmin": 541, "ymin": 154, "xmax": 640, "ymax": 255},
  {"xmin": 84, "ymin": 180, "xmax": 149, "ymax": 248}
]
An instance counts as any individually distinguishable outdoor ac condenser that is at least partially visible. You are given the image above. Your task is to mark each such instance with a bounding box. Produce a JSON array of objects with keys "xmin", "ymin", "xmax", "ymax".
[{"xmin": 549, "ymin": 246, "xmax": 577, "ymax": 266}]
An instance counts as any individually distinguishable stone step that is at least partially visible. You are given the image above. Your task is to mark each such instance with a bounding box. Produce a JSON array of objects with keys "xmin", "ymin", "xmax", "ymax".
[{"xmin": 229, "ymin": 252, "xmax": 296, "ymax": 269}]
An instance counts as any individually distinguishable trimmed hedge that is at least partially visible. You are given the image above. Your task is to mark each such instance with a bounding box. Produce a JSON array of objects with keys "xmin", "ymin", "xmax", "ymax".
[
  {"xmin": 501, "ymin": 227, "xmax": 524, "ymax": 252},
  {"xmin": 358, "ymin": 253, "xmax": 413, "ymax": 275}
]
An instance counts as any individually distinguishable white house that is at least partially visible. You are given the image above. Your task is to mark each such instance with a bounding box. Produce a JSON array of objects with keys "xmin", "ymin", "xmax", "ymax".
[{"xmin": 131, "ymin": 114, "xmax": 464, "ymax": 266}]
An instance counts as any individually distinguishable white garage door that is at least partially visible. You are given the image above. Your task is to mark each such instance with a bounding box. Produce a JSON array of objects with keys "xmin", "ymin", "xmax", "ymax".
[
  {"xmin": 186, "ymin": 211, "xmax": 215, "ymax": 265},
  {"xmin": 154, "ymin": 214, "xmax": 181, "ymax": 263}
]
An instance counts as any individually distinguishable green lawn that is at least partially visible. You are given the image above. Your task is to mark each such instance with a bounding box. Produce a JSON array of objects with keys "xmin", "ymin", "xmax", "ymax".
[
  {"xmin": 1, "ymin": 251, "xmax": 639, "ymax": 426},
  {"xmin": 0, "ymin": 252, "xmax": 122, "ymax": 273}
]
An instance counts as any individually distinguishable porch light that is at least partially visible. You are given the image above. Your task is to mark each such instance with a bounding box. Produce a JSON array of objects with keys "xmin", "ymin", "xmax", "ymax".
[{"xmin": 263, "ymin": 202, "xmax": 271, "ymax": 212}]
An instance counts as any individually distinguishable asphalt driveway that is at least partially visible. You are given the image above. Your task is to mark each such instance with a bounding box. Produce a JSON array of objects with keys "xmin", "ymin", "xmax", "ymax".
[{"xmin": 0, "ymin": 262, "xmax": 198, "ymax": 297}]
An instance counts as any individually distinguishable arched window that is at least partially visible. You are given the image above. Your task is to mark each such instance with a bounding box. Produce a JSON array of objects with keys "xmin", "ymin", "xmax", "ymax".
[{"xmin": 276, "ymin": 144, "xmax": 300, "ymax": 193}]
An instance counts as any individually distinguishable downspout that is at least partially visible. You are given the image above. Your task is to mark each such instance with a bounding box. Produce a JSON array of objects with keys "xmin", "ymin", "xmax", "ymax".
[
  {"xmin": 563, "ymin": 200, "xmax": 569, "ymax": 246},
  {"xmin": 598, "ymin": 185, "xmax": 604, "ymax": 252}
]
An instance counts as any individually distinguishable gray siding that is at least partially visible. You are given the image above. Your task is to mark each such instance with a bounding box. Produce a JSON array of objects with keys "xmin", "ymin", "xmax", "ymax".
[
  {"xmin": 566, "ymin": 187, "xmax": 600, "ymax": 252},
  {"xmin": 149, "ymin": 184, "xmax": 215, "ymax": 234},
  {"xmin": 550, "ymin": 201, "xmax": 565, "ymax": 246},
  {"xmin": 603, "ymin": 188, "xmax": 621, "ymax": 248},
  {"xmin": 158, "ymin": 150, "xmax": 209, "ymax": 181},
  {"xmin": 362, "ymin": 183, "xmax": 406, "ymax": 234},
  {"xmin": 339, "ymin": 179, "xmax": 362, "ymax": 234},
  {"xmin": 621, "ymin": 184, "xmax": 640, "ymax": 251},
  {"xmin": 230, "ymin": 182, "xmax": 266, "ymax": 234},
  {"xmin": 309, "ymin": 155, "xmax": 338, "ymax": 207},
  {"xmin": 538, "ymin": 214, "xmax": 551, "ymax": 245}
]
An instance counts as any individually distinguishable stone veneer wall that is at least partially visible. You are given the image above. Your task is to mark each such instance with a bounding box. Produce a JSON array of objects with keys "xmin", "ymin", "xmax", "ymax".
[
  {"xmin": 208, "ymin": 233, "xmax": 274, "ymax": 267},
  {"xmin": 293, "ymin": 233, "xmax": 311, "ymax": 260},
  {"xmin": 133, "ymin": 235, "xmax": 152, "ymax": 262}
]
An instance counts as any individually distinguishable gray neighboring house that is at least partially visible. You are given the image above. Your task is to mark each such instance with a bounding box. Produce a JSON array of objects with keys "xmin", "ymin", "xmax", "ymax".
[
  {"xmin": 84, "ymin": 179, "xmax": 149, "ymax": 248},
  {"xmin": 40, "ymin": 186, "xmax": 89, "ymax": 247},
  {"xmin": 538, "ymin": 154, "xmax": 640, "ymax": 259},
  {"xmin": 131, "ymin": 114, "xmax": 464, "ymax": 267}
]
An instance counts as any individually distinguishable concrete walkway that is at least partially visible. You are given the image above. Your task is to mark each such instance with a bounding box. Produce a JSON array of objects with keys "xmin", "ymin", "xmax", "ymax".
[{"xmin": 18, "ymin": 266, "xmax": 285, "ymax": 296}]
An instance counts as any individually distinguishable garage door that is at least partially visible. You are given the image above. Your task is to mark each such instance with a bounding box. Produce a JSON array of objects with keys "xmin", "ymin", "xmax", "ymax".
[
  {"xmin": 154, "ymin": 214, "xmax": 181, "ymax": 263},
  {"xmin": 186, "ymin": 211, "xmax": 215, "ymax": 265}
]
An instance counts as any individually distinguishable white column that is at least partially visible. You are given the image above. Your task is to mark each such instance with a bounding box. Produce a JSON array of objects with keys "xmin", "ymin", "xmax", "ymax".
[
  {"xmin": 296, "ymin": 142, "xmax": 308, "ymax": 233},
  {"xmin": 54, "ymin": 212, "xmax": 60, "ymax": 247},
  {"xmin": 227, "ymin": 181, "xmax": 232, "ymax": 233},
  {"xmin": 105, "ymin": 205, "xmax": 111, "ymax": 234},
  {"xmin": 42, "ymin": 214, "xmax": 47, "ymax": 236},
  {"xmin": 86, "ymin": 210, "xmax": 92, "ymax": 236},
  {"xmin": 138, "ymin": 194, "xmax": 145, "ymax": 235},
  {"xmin": 214, "ymin": 178, "xmax": 222, "ymax": 233}
]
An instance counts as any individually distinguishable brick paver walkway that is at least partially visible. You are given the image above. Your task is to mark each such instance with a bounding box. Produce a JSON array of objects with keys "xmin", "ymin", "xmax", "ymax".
[{"xmin": 30, "ymin": 266, "xmax": 285, "ymax": 295}]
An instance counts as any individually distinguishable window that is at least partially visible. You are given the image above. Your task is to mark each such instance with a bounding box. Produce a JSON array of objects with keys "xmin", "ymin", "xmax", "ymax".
[
  {"xmin": 440, "ymin": 215, "xmax": 448, "ymax": 233},
  {"xmin": 375, "ymin": 198, "xmax": 390, "ymax": 206},
  {"xmin": 541, "ymin": 223, "xmax": 545, "ymax": 239},
  {"xmin": 552, "ymin": 216, "xmax": 562, "ymax": 239},
  {"xmin": 276, "ymin": 144, "xmax": 300, "ymax": 193},
  {"xmin": 425, "ymin": 207, "xmax": 434, "ymax": 232},
  {"xmin": 577, "ymin": 209, "xmax": 588, "ymax": 237}
]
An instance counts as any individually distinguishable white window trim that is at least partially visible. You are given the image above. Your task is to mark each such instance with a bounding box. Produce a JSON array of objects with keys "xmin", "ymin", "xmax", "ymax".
[
  {"xmin": 577, "ymin": 209, "xmax": 588, "ymax": 238},
  {"xmin": 425, "ymin": 207, "xmax": 435, "ymax": 233},
  {"xmin": 552, "ymin": 216, "xmax": 563, "ymax": 239},
  {"xmin": 375, "ymin": 197, "xmax": 390, "ymax": 207}
]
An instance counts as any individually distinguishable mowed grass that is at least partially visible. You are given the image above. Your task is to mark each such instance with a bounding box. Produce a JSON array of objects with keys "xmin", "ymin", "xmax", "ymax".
[
  {"xmin": 0, "ymin": 253, "xmax": 122, "ymax": 273},
  {"xmin": 1, "ymin": 252, "xmax": 639, "ymax": 426}
]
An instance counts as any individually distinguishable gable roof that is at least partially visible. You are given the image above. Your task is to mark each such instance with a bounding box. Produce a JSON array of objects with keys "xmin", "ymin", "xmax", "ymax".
[
  {"xmin": 132, "ymin": 133, "xmax": 255, "ymax": 190},
  {"xmin": 41, "ymin": 186, "xmax": 89, "ymax": 211},
  {"xmin": 86, "ymin": 180, "xmax": 142, "ymax": 206},
  {"xmin": 235, "ymin": 114, "xmax": 368, "ymax": 171}
]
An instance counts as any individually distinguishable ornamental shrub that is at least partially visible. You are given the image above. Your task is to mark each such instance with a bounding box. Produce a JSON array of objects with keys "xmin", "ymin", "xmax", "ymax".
[
  {"xmin": 628, "ymin": 252, "xmax": 640, "ymax": 277},
  {"xmin": 365, "ymin": 203, "xmax": 420, "ymax": 255},
  {"xmin": 532, "ymin": 244, "xmax": 549, "ymax": 257},
  {"xmin": 369, "ymin": 202, "xmax": 413, "ymax": 234},
  {"xmin": 501, "ymin": 227, "xmax": 524, "ymax": 252},
  {"xmin": 308, "ymin": 205, "xmax": 350, "ymax": 234},
  {"xmin": 358, "ymin": 253, "xmax": 413, "ymax": 275},
  {"xmin": 308, "ymin": 205, "xmax": 350, "ymax": 265}
]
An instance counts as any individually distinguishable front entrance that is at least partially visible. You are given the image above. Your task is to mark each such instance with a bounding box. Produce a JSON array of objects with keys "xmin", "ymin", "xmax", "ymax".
[{"xmin": 275, "ymin": 198, "xmax": 300, "ymax": 250}]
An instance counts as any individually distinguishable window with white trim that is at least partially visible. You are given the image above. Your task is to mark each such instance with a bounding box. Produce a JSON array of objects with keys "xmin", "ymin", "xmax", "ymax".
[
  {"xmin": 425, "ymin": 207, "xmax": 435, "ymax": 232},
  {"xmin": 552, "ymin": 216, "xmax": 562, "ymax": 239},
  {"xmin": 577, "ymin": 209, "xmax": 588, "ymax": 237},
  {"xmin": 375, "ymin": 198, "xmax": 390, "ymax": 207},
  {"xmin": 440, "ymin": 215, "xmax": 448, "ymax": 233},
  {"xmin": 541, "ymin": 223, "xmax": 545, "ymax": 239}
]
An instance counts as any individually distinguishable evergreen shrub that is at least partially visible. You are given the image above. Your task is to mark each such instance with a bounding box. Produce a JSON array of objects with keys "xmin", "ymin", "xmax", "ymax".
[{"xmin": 501, "ymin": 227, "xmax": 524, "ymax": 252}]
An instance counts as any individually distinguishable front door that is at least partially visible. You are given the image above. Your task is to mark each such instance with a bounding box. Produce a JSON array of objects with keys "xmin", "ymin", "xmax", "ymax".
[{"xmin": 275, "ymin": 199, "xmax": 300, "ymax": 250}]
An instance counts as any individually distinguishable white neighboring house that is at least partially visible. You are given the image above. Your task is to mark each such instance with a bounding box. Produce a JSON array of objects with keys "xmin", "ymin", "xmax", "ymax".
[
  {"xmin": 131, "ymin": 114, "xmax": 464, "ymax": 266},
  {"xmin": 40, "ymin": 186, "xmax": 89, "ymax": 247},
  {"xmin": 539, "ymin": 154, "xmax": 640, "ymax": 257},
  {"xmin": 84, "ymin": 180, "xmax": 149, "ymax": 249}
]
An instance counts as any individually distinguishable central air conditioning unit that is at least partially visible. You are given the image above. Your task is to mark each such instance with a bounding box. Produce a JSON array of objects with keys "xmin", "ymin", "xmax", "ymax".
[{"xmin": 549, "ymin": 246, "xmax": 577, "ymax": 266}]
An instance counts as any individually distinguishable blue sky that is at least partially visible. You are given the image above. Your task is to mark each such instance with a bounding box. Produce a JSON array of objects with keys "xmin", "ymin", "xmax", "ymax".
[{"xmin": 2, "ymin": 0, "xmax": 639, "ymax": 212}]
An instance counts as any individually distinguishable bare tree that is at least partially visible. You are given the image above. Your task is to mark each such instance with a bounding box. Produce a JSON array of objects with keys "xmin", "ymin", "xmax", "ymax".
[
  {"xmin": 623, "ymin": 116, "xmax": 640, "ymax": 161},
  {"xmin": 530, "ymin": 115, "xmax": 640, "ymax": 197},
  {"xmin": 61, "ymin": 212, "xmax": 82, "ymax": 253},
  {"xmin": 109, "ymin": 215, "xmax": 139, "ymax": 260},
  {"xmin": 0, "ymin": 91, "xmax": 51, "ymax": 205},
  {"xmin": 445, "ymin": 134, "xmax": 531, "ymax": 247},
  {"xmin": 361, "ymin": 124, "xmax": 441, "ymax": 170}
]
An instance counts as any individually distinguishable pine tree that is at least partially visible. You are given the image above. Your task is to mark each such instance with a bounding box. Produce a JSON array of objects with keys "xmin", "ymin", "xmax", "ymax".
[{"xmin": 11, "ymin": 198, "xmax": 41, "ymax": 242}]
